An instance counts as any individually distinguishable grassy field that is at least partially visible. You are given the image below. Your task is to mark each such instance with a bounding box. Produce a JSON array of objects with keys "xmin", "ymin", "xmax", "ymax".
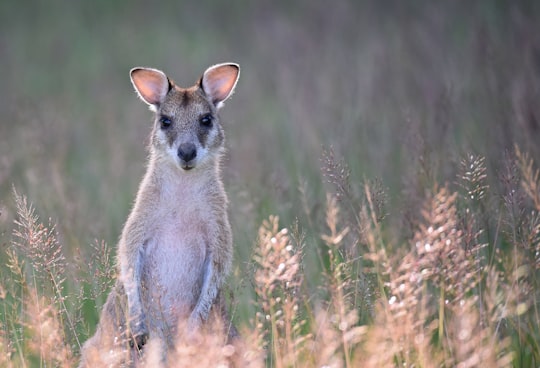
[{"xmin": 1, "ymin": 0, "xmax": 540, "ymax": 366}]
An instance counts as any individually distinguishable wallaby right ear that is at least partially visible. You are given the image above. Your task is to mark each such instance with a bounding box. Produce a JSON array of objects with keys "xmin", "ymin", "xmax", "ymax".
[
  {"xmin": 201, "ymin": 63, "xmax": 240, "ymax": 109},
  {"xmin": 130, "ymin": 68, "xmax": 171, "ymax": 110}
]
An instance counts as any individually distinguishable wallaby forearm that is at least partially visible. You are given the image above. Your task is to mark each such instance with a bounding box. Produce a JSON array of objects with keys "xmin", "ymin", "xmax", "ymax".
[
  {"xmin": 120, "ymin": 245, "xmax": 144, "ymax": 327},
  {"xmin": 118, "ymin": 205, "xmax": 152, "ymax": 340},
  {"xmin": 191, "ymin": 222, "xmax": 232, "ymax": 324}
]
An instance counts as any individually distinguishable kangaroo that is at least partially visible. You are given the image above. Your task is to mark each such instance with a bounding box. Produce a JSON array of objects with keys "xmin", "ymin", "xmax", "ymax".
[{"xmin": 79, "ymin": 63, "xmax": 240, "ymax": 367}]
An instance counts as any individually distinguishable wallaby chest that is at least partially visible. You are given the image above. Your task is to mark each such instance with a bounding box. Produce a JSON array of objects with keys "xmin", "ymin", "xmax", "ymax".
[{"xmin": 138, "ymin": 179, "xmax": 219, "ymax": 323}]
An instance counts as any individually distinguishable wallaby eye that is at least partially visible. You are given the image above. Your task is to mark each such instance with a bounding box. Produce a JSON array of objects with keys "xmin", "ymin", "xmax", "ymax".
[
  {"xmin": 159, "ymin": 116, "xmax": 172, "ymax": 129},
  {"xmin": 199, "ymin": 114, "xmax": 213, "ymax": 128}
]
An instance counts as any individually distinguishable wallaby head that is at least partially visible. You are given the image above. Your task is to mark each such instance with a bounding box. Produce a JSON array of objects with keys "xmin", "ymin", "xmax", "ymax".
[{"xmin": 130, "ymin": 63, "xmax": 240, "ymax": 171}]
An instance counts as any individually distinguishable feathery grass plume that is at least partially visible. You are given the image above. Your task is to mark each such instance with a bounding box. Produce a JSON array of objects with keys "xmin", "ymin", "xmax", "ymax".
[
  {"xmin": 355, "ymin": 182, "xmax": 390, "ymax": 327},
  {"xmin": 319, "ymin": 193, "xmax": 367, "ymax": 367},
  {"xmin": 236, "ymin": 325, "xmax": 266, "ymax": 368},
  {"xmin": 363, "ymin": 177, "xmax": 388, "ymax": 224},
  {"xmin": 516, "ymin": 145, "xmax": 540, "ymax": 211},
  {"xmin": 363, "ymin": 194, "xmax": 439, "ymax": 367},
  {"xmin": 363, "ymin": 186, "xmax": 484, "ymax": 367},
  {"xmin": 361, "ymin": 249, "xmax": 438, "ymax": 368},
  {"xmin": 458, "ymin": 154, "xmax": 489, "ymax": 203},
  {"xmin": 414, "ymin": 186, "xmax": 482, "ymax": 347},
  {"xmin": 321, "ymin": 148, "xmax": 389, "ymax": 252},
  {"xmin": 359, "ymin": 184, "xmax": 388, "ymax": 272},
  {"xmin": 498, "ymin": 149, "xmax": 531, "ymax": 339},
  {"xmin": 415, "ymin": 187, "xmax": 481, "ymax": 301},
  {"xmin": 320, "ymin": 147, "xmax": 363, "ymax": 246},
  {"xmin": 73, "ymin": 239, "xmax": 115, "ymax": 346},
  {"xmin": 523, "ymin": 211, "xmax": 540, "ymax": 271},
  {"xmin": 321, "ymin": 151, "xmax": 388, "ymax": 321},
  {"xmin": 499, "ymin": 150, "xmax": 528, "ymax": 243},
  {"xmin": 253, "ymin": 216, "xmax": 304, "ymax": 367},
  {"xmin": 321, "ymin": 147, "xmax": 352, "ymax": 204},
  {"xmin": 321, "ymin": 194, "xmax": 350, "ymax": 250},
  {"xmin": 503, "ymin": 226, "xmax": 540, "ymax": 365},
  {"xmin": 308, "ymin": 309, "xmax": 343, "ymax": 368},
  {"xmin": 24, "ymin": 291, "xmax": 74, "ymax": 367},
  {"xmin": 483, "ymin": 264, "xmax": 539, "ymax": 366},
  {"xmin": 446, "ymin": 296, "xmax": 513, "ymax": 368},
  {"xmin": 510, "ymin": 147, "xmax": 540, "ymax": 266},
  {"xmin": 10, "ymin": 190, "xmax": 81, "ymax": 356},
  {"xmin": 12, "ymin": 190, "xmax": 66, "ymax": 297},
  {"xmin": 5, "ymin": 247, "xmax": 25, "ymax": 289},
  {"xmin": 510, "ymin": 205, "xmax": 540, "ymax": 327},
  {"xmin": 310, "ymin": 307, "xmax": 366, "ymax": 368},
  {"xmin": 399, "ymin": 114, "xmax": 438, "ymax": 238},
  {"xmin": 85, "ymin": 239, "xmax": 116, "ymax": 301},
  {"xmin": 456, "ymin": 153, "xmax": 489, "ymax": 250},
  {"xmin": 504, "ymin": 147, "xmax": 540, "ymax": 364}
]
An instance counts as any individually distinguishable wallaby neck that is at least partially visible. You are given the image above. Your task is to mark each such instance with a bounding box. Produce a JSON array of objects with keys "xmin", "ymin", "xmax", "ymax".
[{"xmin": 145, "ymin": 153, "xmax": 222, "ymax": 195}]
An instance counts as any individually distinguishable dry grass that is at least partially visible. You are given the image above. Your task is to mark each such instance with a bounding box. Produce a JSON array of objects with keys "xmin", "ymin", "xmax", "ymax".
[
  {"xmin": 1, "ymin": 148, "xmax": 539, "ymax": 367},
  {"xmin": 1, "ymin": 2, "xmax": 540, "ymax": 366}
]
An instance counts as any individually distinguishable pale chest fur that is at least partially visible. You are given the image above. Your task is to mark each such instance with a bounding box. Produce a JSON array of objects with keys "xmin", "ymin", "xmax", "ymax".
[{"xmin": 135, "ymin": 169, "xmax": 226, "ymax": 332}]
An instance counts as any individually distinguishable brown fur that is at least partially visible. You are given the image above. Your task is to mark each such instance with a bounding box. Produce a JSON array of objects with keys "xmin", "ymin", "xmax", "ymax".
[{"xmin": 79, "ymin": 63, "xmax": 240, "ymax": 367}]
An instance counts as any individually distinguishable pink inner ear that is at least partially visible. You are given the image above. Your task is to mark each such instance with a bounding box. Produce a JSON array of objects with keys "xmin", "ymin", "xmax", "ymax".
[
  {"xmin": 203, "ymin": 65, "xmax": 239, "ymax": 104},
  {"xmin": 132, "ymin": 69, "xmax": 169, "ymax": 106}
]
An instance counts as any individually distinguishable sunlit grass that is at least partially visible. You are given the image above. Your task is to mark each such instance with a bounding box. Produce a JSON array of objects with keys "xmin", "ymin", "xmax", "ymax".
[
  {"xmin": 1, "ymin": 1, "xmax": 540, "ymax": 366},
  {"xmin": 2, "ymin": 147, "xmax": 540, "ymax": 366}
]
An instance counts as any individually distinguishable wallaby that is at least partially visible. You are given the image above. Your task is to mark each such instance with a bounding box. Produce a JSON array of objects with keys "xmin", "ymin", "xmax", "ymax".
[{"xmin": 78, "ymin": 63, "xmax": 240, "ymax": 367}]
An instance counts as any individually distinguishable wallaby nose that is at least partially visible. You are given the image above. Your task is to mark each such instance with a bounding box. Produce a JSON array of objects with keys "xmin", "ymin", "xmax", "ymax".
[{"xmin": 178, "ymin": 143, "xmax": 197, "ymax": 163}]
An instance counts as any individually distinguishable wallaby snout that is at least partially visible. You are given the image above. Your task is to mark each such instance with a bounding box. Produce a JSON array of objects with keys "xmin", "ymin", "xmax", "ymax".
[{"xmin": 178, "ymin": 142, "xmax": 197, "ymax": 169}]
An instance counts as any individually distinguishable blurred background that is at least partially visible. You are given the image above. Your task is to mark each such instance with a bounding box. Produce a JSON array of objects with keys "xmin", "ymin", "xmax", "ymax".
[{"xmin": 1, "ymin": 0, "xmax": 540, "ymax": 326}]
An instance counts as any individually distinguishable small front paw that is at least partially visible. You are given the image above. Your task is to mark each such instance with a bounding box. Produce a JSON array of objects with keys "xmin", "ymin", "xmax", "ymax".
[
  {"xmin": 130, "ymin": 332, "xmax": 148, "ymax": 350},
  {"xmin": 129, "ymin": 319, "xmax": 149, "ymax": 350}
]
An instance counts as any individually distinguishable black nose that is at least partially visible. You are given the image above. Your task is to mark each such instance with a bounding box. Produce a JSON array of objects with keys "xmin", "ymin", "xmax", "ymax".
[{"xmin": 178, "ymin": 143, "xmax": 197, "ymax": 162}]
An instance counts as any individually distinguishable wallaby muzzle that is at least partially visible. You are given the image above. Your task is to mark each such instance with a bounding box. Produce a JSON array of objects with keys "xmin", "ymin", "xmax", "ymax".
[{"xmin": 178, "ymin": 142, "xmax": 197, "ymax": 169}]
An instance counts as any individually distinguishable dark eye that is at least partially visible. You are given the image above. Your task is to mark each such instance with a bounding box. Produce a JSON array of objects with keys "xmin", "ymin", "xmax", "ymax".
[
  {"xmin": 199, "ymin": 114, "xmax": 213, "ymax": 128},
  {"xmin": 159, "ymin": 116, "xmax": 172, "ymax": 129}
]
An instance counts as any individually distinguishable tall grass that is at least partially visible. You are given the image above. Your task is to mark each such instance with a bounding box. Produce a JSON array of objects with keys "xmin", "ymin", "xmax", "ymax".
[
  {"xmin": 1, "ymin": 147, "xmax": 539, "ymax": 366},
  {"xmin": 1, "ymin": 1, "xmax": 540, "ymax": 366}
]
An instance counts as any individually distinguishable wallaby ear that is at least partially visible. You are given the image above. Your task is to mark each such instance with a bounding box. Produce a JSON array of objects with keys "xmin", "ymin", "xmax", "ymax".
[
  {"xmin": 201, "ymin": 63, "xmax": 240, "ymax": 109},
  {"xmin": 130, "ymin": 67, "xmax": 171, "ymax": 109}
]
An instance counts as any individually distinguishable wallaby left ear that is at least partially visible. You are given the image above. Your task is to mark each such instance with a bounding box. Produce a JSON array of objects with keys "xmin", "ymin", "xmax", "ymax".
[
  {"xmin": 200, "ymin": 63, "xmax": 240, "ymax": 109},
  {"xmin": 130, "ymin": 67, "xmax": 171, "ymax": 111}
]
